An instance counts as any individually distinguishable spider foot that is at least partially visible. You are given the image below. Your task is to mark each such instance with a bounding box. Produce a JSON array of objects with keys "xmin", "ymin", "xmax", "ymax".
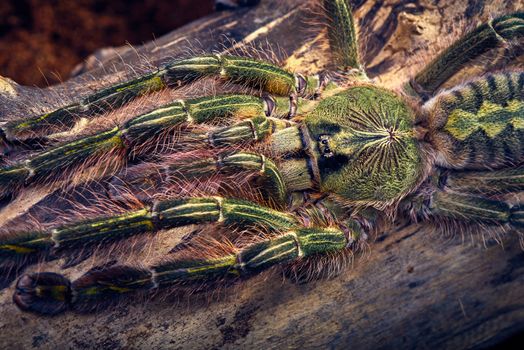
[{"xmin": 13, "ymin": 272, "xmax": 72, "ymax": 315}]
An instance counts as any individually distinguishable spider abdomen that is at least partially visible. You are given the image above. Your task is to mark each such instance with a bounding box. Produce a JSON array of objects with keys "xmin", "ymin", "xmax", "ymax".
[{"xmin": 428, "ymin": 72, "xmax": 524, "ymax": 169}]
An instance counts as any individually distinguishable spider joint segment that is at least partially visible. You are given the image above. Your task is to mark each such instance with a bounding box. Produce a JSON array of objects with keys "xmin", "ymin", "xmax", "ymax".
[
  {"xmin": 0, "ymin": 94, "xmax": 293, "ymax": 198},
  {"xmin": 4, "ymin": 53, "xmax": 325, "ymax": 142},
  {"xmin": 323, "ymin": 0, "xmax": 366, "ymax": 77},
  {"xmin": 412, "ymin": 12, "xmax": 524, "ymax": 99},
  {"xmin": 12, "ymin": 225, "xmax": 352, "ymax": 315},
  {"xmin": 164, "ymin": 54, "xmax": 322, "ymax": 98}
]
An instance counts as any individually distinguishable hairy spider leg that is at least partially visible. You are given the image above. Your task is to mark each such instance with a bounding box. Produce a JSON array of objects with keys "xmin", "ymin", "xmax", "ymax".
[
  {"xmin": 170, "ymin": 152, "xmax": 289, "ymax": 205},
  {"xmin": 322, "ymin": 0, "xmax": 367, "ymax": 78},
  {"xmin": 426, "ymin": 190, "xmax": 523, "ymax": 229},
  {"xmin": 408, "ymin": 13, "xmax": 524, "ymax": 99},
  {"xmin": 13, "ymin": 225, "xmax": 350, "ymax": 315},
  {"xmin": 400, "ymin": 166, "xmax": 524, "ymax": 235},
  {"xmin": 3, "ymin": 72, "xmax": 167, "ymax": 141},
  {"xmin": 0, "ymin": 94, "xmax": 299, "ymax": 199},
  {"xmin": 445, "ymin": 165, "xmax": 524, "ymax": 195},
  {"xmin": 0, "ymin": 120, "xmax": 326, "ymax": 272},
  {"xmin": 3, "ymin": 55, "xmax": 328, "ymax": 142}
]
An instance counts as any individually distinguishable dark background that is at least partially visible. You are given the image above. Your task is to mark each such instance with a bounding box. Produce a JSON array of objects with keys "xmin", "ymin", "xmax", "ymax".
[{"xmin": 0, "ymin": 0, "xmax": 214, "ymax": 87}]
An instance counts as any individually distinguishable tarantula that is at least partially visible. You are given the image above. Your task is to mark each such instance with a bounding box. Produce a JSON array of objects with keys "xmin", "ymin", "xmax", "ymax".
[{"xmin": 0, "ymin": 0, "xmax": 522, "ymax": 316}]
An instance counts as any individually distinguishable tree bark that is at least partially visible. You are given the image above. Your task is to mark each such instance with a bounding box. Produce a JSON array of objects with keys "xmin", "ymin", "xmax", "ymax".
[{"xmin": 0, "ymin": 0, "xmax": 523, "ymax": 349}]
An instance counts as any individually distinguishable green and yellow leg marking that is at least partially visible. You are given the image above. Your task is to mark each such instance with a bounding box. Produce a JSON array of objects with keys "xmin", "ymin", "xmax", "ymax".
[
  {"xmin": 0, "ymin": 94, "xmax": 287, "ymax": 198},
  {"xmin": 172, "ymin": 152, "xmax": 288, "ymax": 205},
  {"xmin": 428, "ymin": 190, "xmax": 522, "ymax": 228},
  {"xmin": 3, "ymin": 72, "xmax": 167, "ymax": 141},
  {"xmin": 164, "ymin": 54, "xmax": 325, "ymax": 97},
  {"xmin": 206, "ymin": 114, "xmax": 291, "ymax": 147},
  {"xmin": 510, "ymin": 205, "xmax": 524, "ymax": 228},
  {"xmin": 322, "ymin": 0, "xmax": 366, "ymax": 78},
  {"xmin": 410, "ymin": 12, "xmax": 524, "ymax": 99},
  {"xmin": 267, "ymin": 124, "xmax": 321, "ymax": 192},
  {"xmin": 0, "ymin": 126, "xmax": 125, "ymax": 197},
  {"xmin": 0, "ymin": 197, "xmax": 299, "ymax": 266},
  {"xmin": 445, "ymin": 165, "xmax": 524, "ymax": 195},
  {"xmin": 14, "ymin": 226, "xmax": 350, "ymax": 314},
  {"xmin": 123, "ymin": 94, "xmax": 271, "ymax": 140},
  {"xmin": 4, "ymin": 54, "xmax": 328, "ymax": 141}
]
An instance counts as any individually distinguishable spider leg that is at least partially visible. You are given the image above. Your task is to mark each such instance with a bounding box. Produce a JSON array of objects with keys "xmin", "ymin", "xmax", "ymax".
[
  {"xmin": 172, "ymin": 152, "xmax": 289, "ymax": 205},
  {"xmin": 445, "ymin": 165, "xmax": 524, "ymax": 195},
  {"xmin": 3, "ymin": 55, "xmax": 328, "ymax": 142},
  {"xmin": 428, "ymin": 190, "xmax": 521, "ymax": 228},
  {"xmin": 2, "ymin": 72, "xmax": 166, "ymax": 142},
  {"xmin": 110, "ymin": 150, "xmax": 290, "ymax": 206},
  {"xmin": 404, "ymin": 164, "xmax": 524, "ymax": 232},
  {"xmin": 322, "ymin": 0, "xmax": 367, "ymax": 79},
  {"xmin": 13, "ymin": 224, "xmax": 350, "ymax": 315},
  {"xmin": 0, "ymin": 195, "xmax": 300, "ymax": 270},
  {"xmin": 408, "ymin": 12, "xmax": 523, "ymax": 100},
  {"xmin": 433, "ymin": 165, "xmax": 524, "ymax": 230},
  {"xmin": 0, "ymin": 93, "xmax": 298, "ymax": 199},
  {"xmin": 164, "ymin": 55, "xmax": 322, "ymax": 97}
]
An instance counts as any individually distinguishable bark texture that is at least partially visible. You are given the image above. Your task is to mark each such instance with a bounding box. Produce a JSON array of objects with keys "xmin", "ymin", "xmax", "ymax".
[{"xmin": 0, "ymin": 0, "xmax": 523, "ymax": 349}]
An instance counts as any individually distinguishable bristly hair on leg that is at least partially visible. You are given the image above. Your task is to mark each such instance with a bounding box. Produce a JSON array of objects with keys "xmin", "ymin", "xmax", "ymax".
[{"xmin": 1, "ymin": 49, "xmax": 163, "ymax": 144}]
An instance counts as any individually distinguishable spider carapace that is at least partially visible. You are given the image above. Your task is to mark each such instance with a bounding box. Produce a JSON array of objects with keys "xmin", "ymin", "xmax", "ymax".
[{"xmin": 0, "ymin": 0, "xmax": 522, "ymax": 315}]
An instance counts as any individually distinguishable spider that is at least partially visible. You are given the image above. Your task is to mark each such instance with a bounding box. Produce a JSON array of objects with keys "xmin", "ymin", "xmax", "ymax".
[{"xmin": 0, "ymin": 0, "xmax": 522, "ymax": 316}]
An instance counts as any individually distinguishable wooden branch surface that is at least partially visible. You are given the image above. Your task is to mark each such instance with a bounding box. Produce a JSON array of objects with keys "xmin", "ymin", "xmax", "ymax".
[{"xmin": 0, "ymin": 0, "xmax": 523, "ymax": 348}]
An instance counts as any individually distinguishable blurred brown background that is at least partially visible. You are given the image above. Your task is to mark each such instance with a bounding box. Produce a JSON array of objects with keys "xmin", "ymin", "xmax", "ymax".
[{"xmin": 0, "ymin": 0, "xmax": 215, "ymax": 87}]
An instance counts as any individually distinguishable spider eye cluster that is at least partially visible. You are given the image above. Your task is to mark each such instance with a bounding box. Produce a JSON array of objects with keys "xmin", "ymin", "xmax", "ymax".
[
  {"xmin": 305, "ymin": 86, "xmax": 423, "ymax": 205},
  {"xmin": 318, "ymin": 135, "xmax": 334, "ymax": 158}
]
